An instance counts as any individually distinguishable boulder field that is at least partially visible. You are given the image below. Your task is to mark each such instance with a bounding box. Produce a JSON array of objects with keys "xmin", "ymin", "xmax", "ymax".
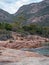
[{"xmin": 0, "ymin": 35, "xmax": 49, "ymax": 49}]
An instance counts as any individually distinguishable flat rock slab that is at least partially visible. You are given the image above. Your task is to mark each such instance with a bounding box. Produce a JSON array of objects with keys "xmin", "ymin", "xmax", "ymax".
[
  {"xmin": 0, "ymin": 47, "xmax": 49, "ymax": 65},
  {"xmin": 0, "ymin": 47, "xmax": 44, "ymax": 62},
  {"xmin": 0, "ymin": 57, "xmax": 49, "ymax": 65}
]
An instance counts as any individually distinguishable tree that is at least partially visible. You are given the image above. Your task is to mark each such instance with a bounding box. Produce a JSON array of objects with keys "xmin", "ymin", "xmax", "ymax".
[{"xmin": 5, "ymin": 23, "xmax": 12, "ymax": 31}]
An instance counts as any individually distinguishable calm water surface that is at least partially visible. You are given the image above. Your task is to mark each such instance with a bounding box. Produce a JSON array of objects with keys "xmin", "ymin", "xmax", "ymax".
[{"xmin": 21, "ymin": 46, "xmax": 49, "ymax": 56}]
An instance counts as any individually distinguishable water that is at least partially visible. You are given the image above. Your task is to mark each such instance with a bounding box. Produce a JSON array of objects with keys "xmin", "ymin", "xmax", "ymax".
[
  {"xmin": 21, "ymin": 46, "xmax": 49, "ymax": 56},
  {"xmin": 31, "ymin": 46, "xmax": 49, "ymax": 56}
]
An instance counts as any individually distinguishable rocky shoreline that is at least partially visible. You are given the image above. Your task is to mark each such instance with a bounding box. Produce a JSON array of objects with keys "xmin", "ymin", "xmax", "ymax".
[
  {"xmin": 0, "ymin": 35, "xmax": 49, "ymax": 49},
  {"xmin": 0, "ymin": 47, "xmax": 44, "ymax": 62},
  {"xmin": 0, "ymin": 47, "xmax": 49, "ymax": 65},
  {"xmin": 0, "ymin": 35, "xmax": 49, "ymax": 65}
]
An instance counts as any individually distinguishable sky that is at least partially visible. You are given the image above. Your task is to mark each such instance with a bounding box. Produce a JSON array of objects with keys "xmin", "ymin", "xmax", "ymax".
[{"xmin": 0, "ymin": 0, "xmax": 43, "ymax": 14}]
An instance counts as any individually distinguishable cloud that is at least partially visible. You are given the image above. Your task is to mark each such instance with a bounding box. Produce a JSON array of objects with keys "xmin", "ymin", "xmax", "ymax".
[{"xmin": 0, "ymin": 0, "xmax": 43, "ymax": 14}]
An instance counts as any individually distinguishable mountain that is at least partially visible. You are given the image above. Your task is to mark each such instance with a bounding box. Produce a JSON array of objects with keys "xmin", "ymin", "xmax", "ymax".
[
  {"xmin": 0, "ymin": 9, "xmax": 13, "ymax": 23},
  {"xmin": 0, "ymin": 0, "xmax": 49, "ymax": 26},
  {"xmin": 14, "ymin": 0, "xmax": 49, "ymax": 26}
]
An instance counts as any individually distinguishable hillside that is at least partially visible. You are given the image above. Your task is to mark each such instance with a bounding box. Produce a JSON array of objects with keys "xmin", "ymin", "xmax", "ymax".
[
  {"xmin": 0, "ymin": 0, "xmax": 49, "ymax": 38},
  {"xmin": 0, "ymin": 0, "xmax": 49, "ymax": 26},
  {"xmin": 14, "ymin": 0, "xmax": 49, "ymax": 26},
  {"xmin": 0, "ymin": 9, "xmax": 13, "ymax": 23},
  {"xmin": 0, "ymin": 0, "xmax": 49, "ymax": 64}
]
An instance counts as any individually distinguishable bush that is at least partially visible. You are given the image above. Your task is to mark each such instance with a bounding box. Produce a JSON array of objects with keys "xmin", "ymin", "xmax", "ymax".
[{"xmin": 5, "ymin": 23, "xmax": 12, "ymax": 31}]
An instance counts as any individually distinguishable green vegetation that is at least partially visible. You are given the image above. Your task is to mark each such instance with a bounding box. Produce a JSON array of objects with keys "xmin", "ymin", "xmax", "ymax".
[
  {"xmin": 0, "ymin": 21, "xmax": 49, "ymax": 38},
  {"xmin": 0, "ymin": 22, "xmax": 12, "ymax": 30},
  {"xmin": 22, "ymin": 24, "xmax": 49, "ymax": 38}
]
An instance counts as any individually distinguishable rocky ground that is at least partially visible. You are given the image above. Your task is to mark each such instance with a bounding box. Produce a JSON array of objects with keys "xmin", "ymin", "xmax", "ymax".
[
  {"xmin": 0, "ymin": 47, "xmax": 49, "ymax": 65},
  {"xmin": 0, "ymin": 35, "xmax": 49, "ymax": 49},
  {"xmin": 0, "ymin": 47, "xmax": 44, "ymax": 62},
  {"xmin": 0, "ymin": 34, "xmax": 49, "ymax": 65}
]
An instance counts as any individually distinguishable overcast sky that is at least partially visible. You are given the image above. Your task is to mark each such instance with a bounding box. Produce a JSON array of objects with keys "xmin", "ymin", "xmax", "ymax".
[{"xmin": 0, "ymin": 0, "xmax": 43, "ymax": 14}]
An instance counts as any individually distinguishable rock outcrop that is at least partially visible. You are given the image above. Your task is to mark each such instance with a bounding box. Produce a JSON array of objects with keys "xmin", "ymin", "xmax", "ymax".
[
  {"xmin": 0, "ymin": 47, "xmax": 44, "ymax": 62},
  {"xmin": 0, "ymin": 35, "xmax": 49, "ymax": 49},
  {"xmin": 0, "ymin": 47, "xmax": 49, "ymax": 65}
]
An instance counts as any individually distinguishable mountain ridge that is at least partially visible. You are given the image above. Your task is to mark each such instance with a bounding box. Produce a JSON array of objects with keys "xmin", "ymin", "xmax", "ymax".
[
  {"xmin": 0, "ymin": 9, "xmax": 14, "ymax": 23},
  {"xmin": 14, "ymin": 0, "xmax": 49, "ymax": 26},
  {"xmin": 0, "ymin": 0, "xmax": 49, "ymax": 26}
]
